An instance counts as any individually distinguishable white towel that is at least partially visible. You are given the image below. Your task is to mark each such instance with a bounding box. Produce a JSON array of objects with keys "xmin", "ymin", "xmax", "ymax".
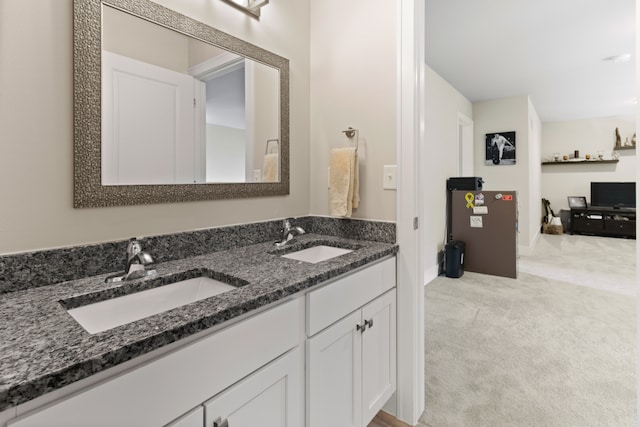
[
  {"xmin": 329, "ymin": 147, "xmax": 359, "ymax": 217},
  {"xmin": 262, "ymin": 153, "xmax": 279, "ymax": 182}
]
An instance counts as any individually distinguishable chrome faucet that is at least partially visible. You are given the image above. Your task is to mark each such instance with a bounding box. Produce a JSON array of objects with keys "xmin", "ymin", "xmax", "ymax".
[
  {"xmin": 105, "ymin": 238, "xmax": 156, "ymax": 283},
  {"xmin": 275, "ymin": 219, "xmax": 305, "ymax": 247},
  {"xmin": 126, "ymin": 238, "xmax": 153, "ymax": 271}
]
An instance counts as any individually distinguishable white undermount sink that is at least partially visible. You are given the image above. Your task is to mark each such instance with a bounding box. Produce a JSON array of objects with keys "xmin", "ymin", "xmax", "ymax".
[
  {"xmin": 66, "ymin": 277, "xmax": 236, "ymax": 334},
  {"xmin": 281, "ymin": 245, "xmax": 353, "ymax": 264}
]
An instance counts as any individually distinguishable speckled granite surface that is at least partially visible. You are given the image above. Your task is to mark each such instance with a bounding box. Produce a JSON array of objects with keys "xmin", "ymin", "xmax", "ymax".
[
  {"xmin": 307, "ymin": 216, "xmax": 396, "ymax": 244},
  {"xmin": 0, "ymin": 216, "xmax": 394, "ymax": 295},
  {"xmin": 0, "ymin": 232, "xmax": 397, "ymax": 412}
]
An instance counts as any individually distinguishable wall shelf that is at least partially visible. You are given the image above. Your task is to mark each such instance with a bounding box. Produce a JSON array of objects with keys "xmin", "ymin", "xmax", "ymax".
[
  {"xmin": 541, "ymin": 159, "xmax": 619, "ymax": 165},
  {"xmin": 613, "ymin": 146, "xmax": 635, "ymax": 150}
]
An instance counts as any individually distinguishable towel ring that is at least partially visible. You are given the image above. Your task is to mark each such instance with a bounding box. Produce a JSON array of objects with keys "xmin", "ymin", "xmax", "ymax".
[
  {"xmin": 265, "ymin": 139, "xmax": 279, "ymax": 155},
  {"xmin": 341, "ymin": 127, "xmax": 359, "ymax": 151}
]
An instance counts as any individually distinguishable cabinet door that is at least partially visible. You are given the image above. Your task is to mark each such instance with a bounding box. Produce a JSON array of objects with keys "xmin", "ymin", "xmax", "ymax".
[
  {"xmin": 203, "ymin": 348, "xmax": 301, "ymax": 427},
  {"xmin": 307, "ymin": 310, "xmax": 362, "ymax": 427},
  {"xmin": 570, "ymin": 211, "xmax": 603, "ymax": 234},
  {"xmin": 165, "ymin": 407, "xmax": 203, "ymax": 427},
  {"xmin": 361, "ymin": 289, "xmax": 396, "ymax": 426}
]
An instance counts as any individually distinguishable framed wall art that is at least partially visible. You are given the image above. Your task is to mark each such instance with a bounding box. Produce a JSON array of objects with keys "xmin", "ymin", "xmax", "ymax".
[{"xmin": 485, "ymin": 131, "xmax": 516, "ymax": 166}]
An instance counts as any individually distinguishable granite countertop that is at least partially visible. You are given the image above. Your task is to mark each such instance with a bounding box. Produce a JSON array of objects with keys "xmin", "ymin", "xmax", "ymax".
[{"xmin": 0, "ymin": 234, "xmax": 397, "ymax": 411}]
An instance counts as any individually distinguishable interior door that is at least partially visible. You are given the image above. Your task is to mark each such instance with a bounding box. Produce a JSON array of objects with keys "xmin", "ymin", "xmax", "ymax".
[
  {"xmin": 307, "ymin": 310, "xmax": 362, "ymax": 427},
  {"xmin": 102, "ymin": 51, "xmax": 195, "ymax": 185},
  {"xmin": 361, "ymin": 289, "xmax": 396, "ymax": 426}
]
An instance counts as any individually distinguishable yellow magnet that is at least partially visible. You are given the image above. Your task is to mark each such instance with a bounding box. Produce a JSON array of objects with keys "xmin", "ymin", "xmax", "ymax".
[{"xmin": 465, "ymin": 192, "xmax": 475, "ymax": 208}]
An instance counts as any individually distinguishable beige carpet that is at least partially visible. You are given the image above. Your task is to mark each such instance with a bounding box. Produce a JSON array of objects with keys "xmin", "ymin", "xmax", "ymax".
[{"xmin": 421, "ymin": 234, "xmax": 636, "ymax": 427}]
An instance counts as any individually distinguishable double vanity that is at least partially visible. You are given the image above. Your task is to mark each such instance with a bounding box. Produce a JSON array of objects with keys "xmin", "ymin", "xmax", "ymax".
[
  {"xmin": 0, "ymin": 218, "xmax": 398, "ymax": 427},
  {"xmin": 0, "ymin": 0, "xmax": 399, "ymax": 424}
]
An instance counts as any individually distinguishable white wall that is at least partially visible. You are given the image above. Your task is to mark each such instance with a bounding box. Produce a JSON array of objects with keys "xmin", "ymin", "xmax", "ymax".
[
  {"xmin": 541, "ymin": 116, "xmax": 636, "ymax": 211},
  {"xmin": 0, "ymin": 0, "xmax": 310, "ymax": 254},
  {"xmin": 473, "ymin": 96, "xmax": 537, "ymax": 250},
  {"xmin": 527, "ymin": 98, "xmax": 542, "ymax": 252},
  {"xmin": 102, "ymin": 4, "xmax": 189, "ymax": 73},
  {"xmin": 423, "ymin": 65, "xmax": 473, "ymax": 282},
  {"xmin": 309, "ymin": 0, "xmax": 397, "ymax": 221}
]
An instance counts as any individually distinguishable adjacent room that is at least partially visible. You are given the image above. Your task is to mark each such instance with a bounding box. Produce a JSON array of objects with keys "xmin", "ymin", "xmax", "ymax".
[
  {"xmin": 421, "ymin": 0, "xmax": 636, "ymax": 425},
  {"xmin": 0, "ymin": 0, "xmax": 636, "ymax": 426}
]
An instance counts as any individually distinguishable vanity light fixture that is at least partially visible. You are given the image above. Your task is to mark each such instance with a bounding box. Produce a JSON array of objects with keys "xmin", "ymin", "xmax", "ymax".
[{"xmin": 220, "ymin": 0, "xmax": 270, "ymax": 19}]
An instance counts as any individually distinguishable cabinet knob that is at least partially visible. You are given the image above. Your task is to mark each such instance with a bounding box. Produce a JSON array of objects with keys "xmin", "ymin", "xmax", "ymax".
[
  {"xmin": 213, "ymin": 417, "xmax": 229, "ymax": 427},
  {"xmin": 356, "ymin": 323, "xmax": 367, "ymax": 333},
  {"xmin": 365, "ymin": 318, "xmax": 374, "ymax": 329}
]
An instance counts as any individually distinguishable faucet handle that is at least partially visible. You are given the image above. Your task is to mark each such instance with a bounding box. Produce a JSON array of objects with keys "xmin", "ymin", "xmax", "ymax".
[{"xmin": 126, "ymin": 238, "xmax": 142, "ymax": 259}]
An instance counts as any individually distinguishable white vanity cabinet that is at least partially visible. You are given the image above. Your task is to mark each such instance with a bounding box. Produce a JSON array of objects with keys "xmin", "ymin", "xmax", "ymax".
[
  {"xmin": 306, "ymin": 257, "xmax": 396, "ymax": 427},
  {"xmin": 202, "ymin": 348, "xmax": 301, "ymax": 427},
  {"xmin": 165, "ymin": 348, "xmax": 301, "ymax": 427},
  {"xmin": 165, "ymin": 407, "xmax": 204, "ymax": 427},
  {"xmin": 5, "ymin": 255, "xmax": 396, "ymax": 427},
  {"xmin": 8, "ymin": 299, "xmax": 301, "ymax": 427}
]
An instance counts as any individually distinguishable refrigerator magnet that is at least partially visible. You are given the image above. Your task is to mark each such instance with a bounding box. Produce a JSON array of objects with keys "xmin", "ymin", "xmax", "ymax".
[
  {"xmin": 470, "ymin": 216, "xmax": 483, "ymax": 228},
  {"xmin": 473, "ymin": 206, "xmax": 488, "ymax": 215},
  {"xmin": 465, "ymin": 192, "xmax": 475, "ymax": 208}
]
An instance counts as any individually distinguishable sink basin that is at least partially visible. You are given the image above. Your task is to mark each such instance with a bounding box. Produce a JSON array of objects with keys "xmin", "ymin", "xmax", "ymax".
[
  {"xmin": 66, "ymin": 276, "xmax": 236, "ymax": 334},
  {"xmin": 281, "ymin": 245, "xmax": 353, "ymax": 264}
]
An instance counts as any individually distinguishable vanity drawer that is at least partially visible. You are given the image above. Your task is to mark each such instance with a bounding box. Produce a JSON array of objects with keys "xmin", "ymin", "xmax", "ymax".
[
  {"xmin": 9, "ymin": 299, "xmax": 300, "ymax": 427},
  {"xmin": 306, "ymin": 257, "xmax": 396, "ymax": 336}
]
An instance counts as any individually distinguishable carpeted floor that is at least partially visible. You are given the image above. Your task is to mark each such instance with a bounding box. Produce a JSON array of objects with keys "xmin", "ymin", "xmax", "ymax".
[{"xmin": 420, "ymin": 234, "xmax": 636, "ymax": 427}]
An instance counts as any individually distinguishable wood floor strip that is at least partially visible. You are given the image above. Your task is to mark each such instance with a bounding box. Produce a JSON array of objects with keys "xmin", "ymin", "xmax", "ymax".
[{"xmin": 368, "ymin": 410, "xmax": 414, "ymax": 427}]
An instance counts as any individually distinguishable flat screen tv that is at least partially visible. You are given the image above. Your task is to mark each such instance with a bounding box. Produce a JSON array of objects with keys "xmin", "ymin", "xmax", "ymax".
[{"xmin": 590, "ymin": 182, "xmax": 636, "ymax": 209}]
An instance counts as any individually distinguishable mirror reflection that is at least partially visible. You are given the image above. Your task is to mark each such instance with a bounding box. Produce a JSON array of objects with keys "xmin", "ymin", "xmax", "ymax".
[{"xmin": 101, "ymin": 5, "xmax": 280, "ymax": 185}]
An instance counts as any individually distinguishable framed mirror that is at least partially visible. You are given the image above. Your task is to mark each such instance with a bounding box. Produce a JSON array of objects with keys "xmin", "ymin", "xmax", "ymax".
[{"xmin": 74, "ymin": 0, "xmax": 290, "ymax": 208}]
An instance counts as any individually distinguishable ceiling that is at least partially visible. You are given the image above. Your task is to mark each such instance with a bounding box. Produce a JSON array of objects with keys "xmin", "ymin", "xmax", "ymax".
[{"xmin": 425, "ymin": 0, "xmax": 636, "ymax": 123}]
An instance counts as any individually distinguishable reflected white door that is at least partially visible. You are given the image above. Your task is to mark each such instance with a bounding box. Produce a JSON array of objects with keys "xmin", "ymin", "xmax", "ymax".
[{"xmin": 102, "ymin": 51, "xmax": 195, "ymax": 185}]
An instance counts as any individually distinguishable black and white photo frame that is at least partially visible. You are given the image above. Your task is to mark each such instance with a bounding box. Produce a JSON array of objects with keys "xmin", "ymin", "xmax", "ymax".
[{"xmin": 485, "ymin": 131, "xmax": 516, "ymax": 166}]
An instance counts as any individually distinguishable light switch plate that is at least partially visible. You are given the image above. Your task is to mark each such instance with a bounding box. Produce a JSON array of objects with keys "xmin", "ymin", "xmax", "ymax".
[{"xmin": 383, "ymin": 165, "xmax": 397, "ymax": 190}]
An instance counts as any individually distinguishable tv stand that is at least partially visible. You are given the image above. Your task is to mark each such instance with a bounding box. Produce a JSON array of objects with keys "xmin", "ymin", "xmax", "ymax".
[{"xmin": 570, "ymin": 206, "xmax": 636, "ymax": 239}]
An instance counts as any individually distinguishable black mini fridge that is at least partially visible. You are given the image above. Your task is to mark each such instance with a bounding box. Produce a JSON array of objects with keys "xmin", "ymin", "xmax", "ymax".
[{"xmin": 445, "ymin": 240, "xmax": 465, "ymax": 278}]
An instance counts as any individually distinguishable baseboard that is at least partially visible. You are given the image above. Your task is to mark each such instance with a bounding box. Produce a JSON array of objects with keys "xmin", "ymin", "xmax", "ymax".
[
  {"xmin": 374, "ymin": 410, "xmax": 413, "ymax": 427},
  {"xmin": 424, "ymin": 264, "xmax": 439, "ymax": 286},
  {"xmin": 518, "ymin": 230, "xmax": 540, "ymax": 256}
]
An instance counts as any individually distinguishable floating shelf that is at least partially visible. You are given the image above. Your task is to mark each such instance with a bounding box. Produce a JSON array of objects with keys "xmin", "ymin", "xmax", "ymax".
[
  {"xmin": 541, "ymin": 159, "xmax": 619, "ymax": 165},
  {"xmin": 613, "ymin": 146, "xmax": 635, "ymax": 150}
]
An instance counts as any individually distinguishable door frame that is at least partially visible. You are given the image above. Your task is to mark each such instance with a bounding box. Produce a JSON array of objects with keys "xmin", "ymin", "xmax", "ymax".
[{"xmin": 395, "ymin": 0, "xmax": 425, "ymax": 424}]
